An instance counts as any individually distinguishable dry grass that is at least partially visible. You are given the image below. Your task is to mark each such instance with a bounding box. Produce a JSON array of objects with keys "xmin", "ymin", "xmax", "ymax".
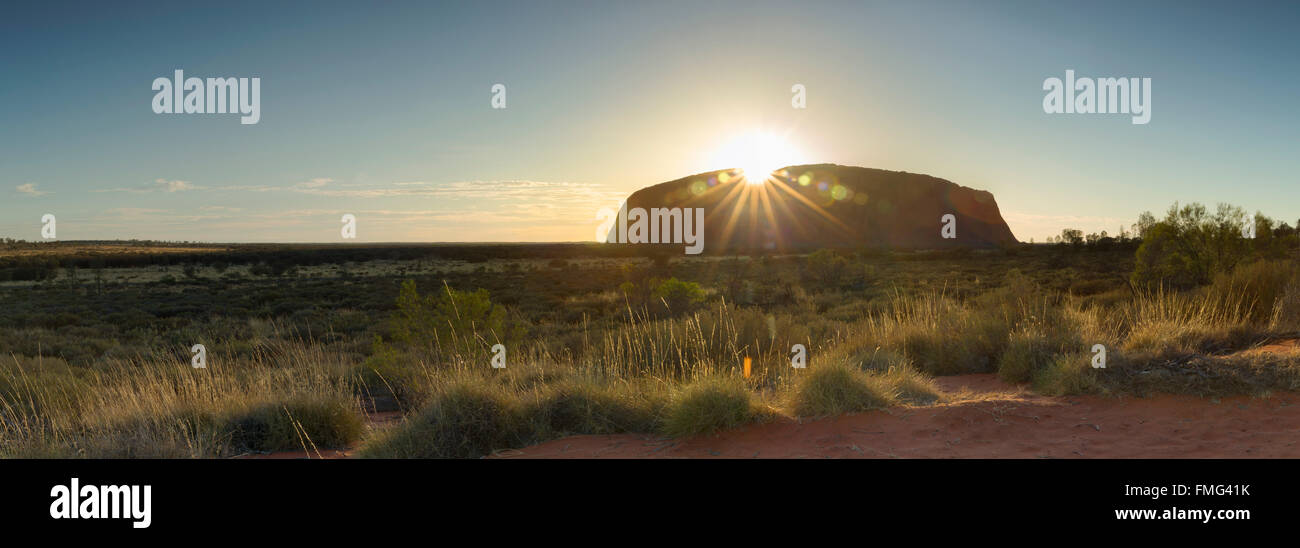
[
  {"xmin": 789, "ymin": 362, "xmax": 896, "ymax": 417},
  {"xmin": 0, "ymin": 342, "xmax": 363, "ymax": 457},
  {"xmin": 6, "ymin": 257, "xmax": 1300, "ymax": 458}
]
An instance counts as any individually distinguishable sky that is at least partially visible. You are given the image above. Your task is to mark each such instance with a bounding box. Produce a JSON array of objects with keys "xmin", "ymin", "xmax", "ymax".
[{"xmin": 2, "ymin": 0, "xmax": 1297, "ymax": 243}]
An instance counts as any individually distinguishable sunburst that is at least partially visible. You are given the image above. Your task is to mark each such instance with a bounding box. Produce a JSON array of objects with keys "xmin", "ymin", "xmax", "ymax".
[{"xmin": 711, "ymin": 130, "xmax": 800, "ymax": 185}]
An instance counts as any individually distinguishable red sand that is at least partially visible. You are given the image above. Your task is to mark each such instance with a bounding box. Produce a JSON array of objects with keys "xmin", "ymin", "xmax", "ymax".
[
  {"xmin": 495, "ymin": 374, "xmax": 1300, "ymax": 459},
  {"xmin": 1236, "ymin": 338, "xmax": 1300, "ymax": 357}
]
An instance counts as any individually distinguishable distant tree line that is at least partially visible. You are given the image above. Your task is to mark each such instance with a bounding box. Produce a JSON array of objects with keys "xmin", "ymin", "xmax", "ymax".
[
  {"xmin": 0, "ymin": 242, "xmax": 688, "ymax": 282},
  {"xmin": 1044, "ymin": 202, "xmax": 1298, "ymax": 290},
  {"xmin": 1128, "ymin": 203, "xmax": 1298, "ymax": 289}
]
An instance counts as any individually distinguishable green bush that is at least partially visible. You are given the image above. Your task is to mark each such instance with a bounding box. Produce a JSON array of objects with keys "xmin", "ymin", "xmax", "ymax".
[
  {"xmin": 651, "ymin": 277, "xmax": 705, "ymax": 316},
  {"xmin": 1130, "ymin": 203, "xmax": 1290, "ymax": 290},
  {"xmin": 386, "ymin": 279, "xmax": 520, "ymax": 360}
]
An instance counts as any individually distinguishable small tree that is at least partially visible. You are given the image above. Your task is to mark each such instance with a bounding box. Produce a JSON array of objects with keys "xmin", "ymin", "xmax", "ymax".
[
  {"xmin": 651, "ymin": 277, "xmax": 705, "ymax": 315},
  {"xmin": 805, "ymin": 249, "xmax": 849, "ymax": 288},
  {"xmin": 1131, "ymin": 202, "xmax": 1254, "ymax": 290},
  {"xmin": 387, "ymin": 279, "xmax": 514, "ymax": 360},
  {"xmin": 1060, "ymin": 228, "xmax": 1084, "ymax": 247}
]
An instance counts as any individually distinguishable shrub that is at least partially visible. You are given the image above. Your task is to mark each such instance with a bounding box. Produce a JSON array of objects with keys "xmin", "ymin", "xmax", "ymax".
[
  {"xmin": 998, "ymin": 320, "xmax": 1080, "ymax": 383},
  {"xmin": 1131, "ymin": 203, "xmax": 1266, "ymax": 290},
  {"xmin": 1271, "ymin": 274, "xmax": 1300, "ymax": 332},
  {"xmin": 805, "ymin": 249, "xmax": 850, "ymax": 288},
  {"xmin": 651, "ymin": 277, "xmax": 705, "ymax": 316},
  {"xmin": 386, "ymin": 279, "xmax": 519, "ymax": 360},
  {"xmin": 1124, "ymin": 321, "xmax": 1260, "ymax": 358},
  {"xmin": 881, "ymin": 363, "xmax": 942, "ymax": 405},
  {"xmin": 221, "ymin": 394, "xmax": 364, "ymax": 452},
  {"xmin": 844, "ymin": 345, "xmax": 909, "ymax": 372},
  {"xmin": 525, "ymin": 379, "xmax": 661, "ymax": 436},
  {"xmin": 1123, "ymin": 287, "xmax": 1265, "ymax": 357},
  {"xmin": 660, "ymin": 376, "xmax": 760, "ymax": 437},
  {"xmin": 1032, "ymin": 352, "xmax": 1102, "ymax": 396},
  {"xmin": 791, "ymin": 362, "xmax": 894, "ymax": 417},
  {"xmin": 361, "ymin": 382, "xmax": 525, "ymax": 459},
  {"xmin": 1204, "ymin": 259, "xmax": 1296, "ymax": 325},
  {"xmin": 877, "ymin": 296, "xmax": 1005, "ymax": 375}
]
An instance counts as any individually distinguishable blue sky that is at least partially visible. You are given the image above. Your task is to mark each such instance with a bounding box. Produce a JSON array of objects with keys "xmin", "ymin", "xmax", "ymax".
[{"xmin": 2, "ymin": 0, "xmax": 1297, "ymax": 243}]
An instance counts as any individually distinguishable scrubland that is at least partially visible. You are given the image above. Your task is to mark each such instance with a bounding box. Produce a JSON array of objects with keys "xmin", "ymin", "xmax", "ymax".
[{"xmin": 2, "ymin": 204, "xmax": 1298, "ymax": 458}]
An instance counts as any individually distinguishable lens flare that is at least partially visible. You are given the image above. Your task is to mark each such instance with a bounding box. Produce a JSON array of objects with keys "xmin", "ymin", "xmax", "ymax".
[{"xmin": 712, "ymin": 130, "xmax": 802, "ymax": 185}]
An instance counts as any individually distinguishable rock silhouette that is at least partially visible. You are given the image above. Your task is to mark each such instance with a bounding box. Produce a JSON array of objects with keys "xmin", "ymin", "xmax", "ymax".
[{"xmin": 612, "ymin": 164, "xmax": 1018, "ymax": 252}]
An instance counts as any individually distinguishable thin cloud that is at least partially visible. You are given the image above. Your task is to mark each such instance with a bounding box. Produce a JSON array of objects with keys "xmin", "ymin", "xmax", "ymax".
[
  {"xmin": 15, "ymin": 183, "xmax": 49, "ymax": 196},
  {"xmin": 156, "ymin": 179, "xmax": 198, "ymax": 192},
  {"xmin": 271, "ymin": 179, "xmax": 621, "ymax": 200},
  {"xmin": 212, "ymin": 184, "xmax": 279, "ymax": 192},
  {"xmin": 293, "ymin": 178, "xmax": 333, "ymax": 189},
  {"xmin": 64, "ymin": 178, "xmax": 629, "ymax": 242},
  {"xmin": 130, "ymin": 178, "xmax": 624, "ymax": 204},
  {"xmin": 92, "ymin": 177, "xmax": 200, "ymax": 192},
  {"xmin": 94, "ymin": 178, "xmax": 203, "ymax": 193}
]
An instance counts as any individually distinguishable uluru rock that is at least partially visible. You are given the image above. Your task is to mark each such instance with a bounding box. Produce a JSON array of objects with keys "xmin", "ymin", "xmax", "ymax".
[{"xmin": 612, "ymin": 164, "xmax": 1018, "ymax": 252}]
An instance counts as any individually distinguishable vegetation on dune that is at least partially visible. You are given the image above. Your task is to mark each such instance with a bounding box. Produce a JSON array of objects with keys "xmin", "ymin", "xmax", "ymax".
[
  {"xmin": 360, "ymin": 382, "xmax": 526, "ymax": 459},
  {"xmin": 790, "ymin": 362, "xmax": 895, "ymax": 417},
  {"xmin": 385, "ymin": 279, "xmax": 520, "ymax": 359},
  {"xmin": 1131, "ymin": 204, "xmax": 1295, "ymax": 290},
  {"xmin": 2, "ymin": 201, "xmax": 1299, "ymax": 458},
  {"xmin": 0, "ymin": 343, "xmax": 365, "ymax": 458},
  {"xmin": 659, "ymin": 376, "xmax": 768, "ymax": 438},
  {"xmin": 526, "ymin": 378, "xmax": 663, "ymax": 437}
]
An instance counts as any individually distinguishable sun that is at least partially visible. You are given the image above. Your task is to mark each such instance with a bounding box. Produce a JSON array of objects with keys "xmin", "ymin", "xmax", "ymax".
[{"xmin": 712, "ymin": 130, "xmax": 801, "ymax": 185}]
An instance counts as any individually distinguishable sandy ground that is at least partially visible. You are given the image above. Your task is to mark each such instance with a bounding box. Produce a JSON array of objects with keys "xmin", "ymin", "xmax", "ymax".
[
  {"xmin": 1236, "ymin": 338, "xmax": 1300, "ymax": 357},
  {"xmin": 496, "ymin": 372, "xmax": 1300, "ymax": 459}
]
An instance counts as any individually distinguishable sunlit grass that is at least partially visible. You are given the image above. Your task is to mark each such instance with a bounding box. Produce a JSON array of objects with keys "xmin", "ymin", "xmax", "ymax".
[{"xmin": 5, "ymin": 255, "xmax": 1300, "ymax": 458}]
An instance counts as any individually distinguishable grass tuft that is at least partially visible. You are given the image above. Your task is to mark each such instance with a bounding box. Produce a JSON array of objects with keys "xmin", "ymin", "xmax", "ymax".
[
  {"xmin": 791, "ymin": 362, "xmax": 895, "ymax": 417},
  {"xmin": 360, "ymin": 382, "xmax": 524, "ymax": 459},
  {"xmin": 1031, "ymin": 352, "xmax": 1103, "ymax": 396},
  {"xmin": 660, "ymin": 376, "xmax": 764, "ymax": 438},
  {"xmin": 525, "ymin": 378, "xmax": 662, "ymax": 436}
]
